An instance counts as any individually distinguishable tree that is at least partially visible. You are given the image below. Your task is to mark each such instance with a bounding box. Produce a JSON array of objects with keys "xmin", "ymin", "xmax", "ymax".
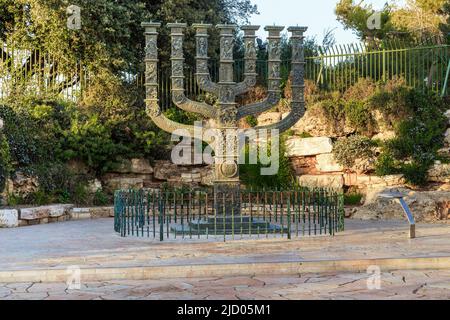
[
  {"xmin": 390, "ymin": 0, "xmax": 448, "ymax": 41},
  {"xmin": 335, "ymin": 0, "xmax": 394, "ymax": 41},
  {"xmin": 335, "ymin": 0, "xmax": 448, "ymax": 42},
  {"xmin": 0, "ymin": 0, "xmax": 259, "ymax": 79},
  {"xmin": 439, "ymin": 0, "xmax": 450, "ymax": 43}
]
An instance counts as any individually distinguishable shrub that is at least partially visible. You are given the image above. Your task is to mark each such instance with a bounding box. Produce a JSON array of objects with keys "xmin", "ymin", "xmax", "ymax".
[
  {"xmin": 374, "ymin": 153, "xmax": 399, "ymax": 176},
  {"xmin": 344, "ymin": 100, "xmax": 374, "ymax": 136},
  {"xmin": 343, "ymin": 78, "xmax": 377, "ymax": 102},
  {"xmin": 375, "ymin": 89, "xmax": 447, "ymax": 186},
  {"xmin": 344, "ymin": 193, "xmax": 363, "ymax": 205},
  {"xmin": 334, "ymin": 135, "xmax": 376, "ymax": 169},
  {"xmin": 0, "ymin": 133, "xmax": 11, "ymax": 192},
  {"xmin": 93, "ymin": 189, "xmax": 110, "ymax": 206},
  {"xmin": 245, "ymin": 115, "xmax": 258, "ymax": 127},
  {"xmin": 240, "ymin": 134, "xmax": 294, "ymax": 189}
]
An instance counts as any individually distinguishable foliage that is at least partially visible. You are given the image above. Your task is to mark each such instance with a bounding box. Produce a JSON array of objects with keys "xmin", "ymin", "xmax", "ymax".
[
  {"xmin": 343, "ymin": 100, "xmax": 374, "ymax": 135},
  {"xmin": 0, "ymin": 132, "xmax": 11, "ymax": 192},
  {"xmin": 374, "ymin": 89, "xmax": 447, "ymax": 185},
  {"xmin": 335, "ymin": 0, "xmax": 447, "ymax": 42},
  {"xmin": 374, "ymin": 153, "xmax": 399, "ymax": 176},
  {"xmin": 335, "ymin": 0, "xmax": 395, "ymax": 41},
  {"xmin": 344, "ymin": 192, "xmax": 363, "ymax": 205},
  {"xmin": 334, "ymin": 135, "xmax": 376, "ymax": 169},
  {"xmin": 240, "ymin": 134, "xmax": 294, "ymax": 189},
  {"xmin": 245, "ymin": 115, "xmax": 258, "ymax": 127},
  {"xmin": 93, "ymin": 189, "xmax": 110, "ymax": 206},
  {"xmin": 0, "ymin": 0, "xmax": 258, "ymax": 75}
]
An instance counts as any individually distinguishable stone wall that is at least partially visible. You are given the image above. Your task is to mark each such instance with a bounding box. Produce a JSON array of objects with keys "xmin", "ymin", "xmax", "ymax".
[{"xmin": 0, "ymin": 205, "xmax": 114, "ymax": 228}]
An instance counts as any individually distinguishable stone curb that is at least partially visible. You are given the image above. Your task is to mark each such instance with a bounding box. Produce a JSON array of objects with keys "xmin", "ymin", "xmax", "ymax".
[{"xmin": 1, "ymin": 256, "xmax": 449, "ymax": 283}]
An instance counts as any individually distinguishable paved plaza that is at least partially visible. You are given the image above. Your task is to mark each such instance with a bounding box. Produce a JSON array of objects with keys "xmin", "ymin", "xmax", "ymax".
[
  {"xmin": 1, "ymin": 270, "xmax": 450, "ymax": 300},
  {"xmin": 1, "ymin": 218, "xmax": 450, "ymax": 271},
  {"xmin": 0, "ymin": 218, "xmax": 449, "ymax": 299}
]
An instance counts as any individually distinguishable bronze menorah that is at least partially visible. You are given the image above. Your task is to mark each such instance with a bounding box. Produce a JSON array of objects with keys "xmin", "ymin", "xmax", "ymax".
[{"xmin": 142, "ymin": 22, "xmax": 307, "ymax": 208}]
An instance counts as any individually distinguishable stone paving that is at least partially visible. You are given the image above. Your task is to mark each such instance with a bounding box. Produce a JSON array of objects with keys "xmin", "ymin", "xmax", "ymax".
[
  {"xmin": 1, "ymin": 270, "xmax": 450, "ymax": 300},
  {"xmin": 1, "ymin": 218, "xmax": 450, "ymax": 271}
]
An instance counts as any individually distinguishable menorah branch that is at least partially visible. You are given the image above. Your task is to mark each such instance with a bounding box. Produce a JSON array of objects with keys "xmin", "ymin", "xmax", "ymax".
[
  {"xmin": 194, "ymin": 24, "xmax": 220, "ymax": 95},
  {"xmin": 237, "ymin": 92, "xmax": 281, "ymax": 119},
  {"xmin": 142, "ymin": 22, "xmax": 214, "ymax": 145},
  {"xmin": 169, "ymin": 23, "xmax": 218, "ymax": 119},
  {"xmin": 252, "ymin": 26, "xmax": 307, "ymax": 134},
  {"xmin": 234, "ymin": 25, "xmax": 259, "ymax": 95},
  {"xmin": 237, "ymin": 26, "xmax": 283, "ymax": 119}
]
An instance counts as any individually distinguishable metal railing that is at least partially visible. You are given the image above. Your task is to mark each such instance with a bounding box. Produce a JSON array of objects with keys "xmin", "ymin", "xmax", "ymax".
[
  {"xmin": 114, "ymin": 187, "xmax": 345, "ymax": 241},
  {"xmin": 1, "ymin": 39, "xmax": 449, "ymax": 105}
]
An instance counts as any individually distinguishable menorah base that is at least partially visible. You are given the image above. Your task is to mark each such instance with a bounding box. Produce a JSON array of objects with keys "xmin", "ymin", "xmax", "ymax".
[
  {"xmin": 213, "ymin": 182, "xmax": 241, "ymax": 216},
  {"xmin": 170, "ymin": 216, "xmax": 288, "ymax": 235}
]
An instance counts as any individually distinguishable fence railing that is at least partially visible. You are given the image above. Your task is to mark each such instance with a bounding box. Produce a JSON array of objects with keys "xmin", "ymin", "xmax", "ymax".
[
  {"xmin": 114, "ymin": 187, "xmax": 345, "ymax": 241},
  {"xmin": 1, "ymin": 40, "xmax": 449, "ymax": 106},
  {"xmin": 0, "ymin": 41, "xmax": 89, "ymax": 101}
]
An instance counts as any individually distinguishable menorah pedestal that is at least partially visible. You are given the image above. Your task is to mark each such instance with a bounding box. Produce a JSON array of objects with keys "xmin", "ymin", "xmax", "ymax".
[
  {"xmin": 170, "ymin": 182, "xmax": 288, "ymax": 235},
  {"xmin": 171, "ymin": 216, "xmax": 287, "ymax": 235}
]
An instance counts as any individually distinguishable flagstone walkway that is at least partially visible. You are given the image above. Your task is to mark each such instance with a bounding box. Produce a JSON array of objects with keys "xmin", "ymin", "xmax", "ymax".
[
  {"xmin": 1, "ymin": 269, "xmax": 450, "ymax": 300},
  {"xmin": 1, "ymin": 218, "xmax": 450, "ymax": 271}
]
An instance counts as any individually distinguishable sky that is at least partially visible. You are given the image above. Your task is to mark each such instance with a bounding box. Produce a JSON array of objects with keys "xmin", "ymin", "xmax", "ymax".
[{"xmin": 248, "ymin": 0, "xmax": 404, "ymax": 44}]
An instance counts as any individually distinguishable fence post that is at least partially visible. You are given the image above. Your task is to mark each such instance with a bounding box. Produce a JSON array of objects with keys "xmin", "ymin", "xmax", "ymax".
[
  {"xmin": 382, "ymin": 48, "xmax": 387, "ymax": 82},
  {"xmin": 159, "ymin": 194, "xmax": 164, "ymax": 241},
  {"xmin": 442, "ymin": 59, "xmax": 450, "ymax": 97}
]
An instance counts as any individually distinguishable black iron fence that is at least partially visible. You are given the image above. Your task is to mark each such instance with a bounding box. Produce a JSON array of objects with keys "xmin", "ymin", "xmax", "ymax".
[{"xmin": 114, "ymin": 187, "xmax": 345, "ymax": 241}]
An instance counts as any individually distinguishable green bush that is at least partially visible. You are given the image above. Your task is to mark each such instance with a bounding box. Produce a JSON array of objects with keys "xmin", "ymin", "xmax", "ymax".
[
  {"xmin": 344, "ymin": 193, "xmax": 363, "ymax": 205},
  {"xmin": 93, "ymin": 189, "xmax": 110, "ymax": 206},
  {"xmin": 0, "ymin": 133, "xmax": 11, "ymax": 193},
  {"xmin": 240, "ymin": 134, "xmax": 294, "ymax": 189},
  {"xmin": 375, "ymin": 89, "xmax": 447, "ymax": 186},
  {"xmin": 344, "ymin": 100, "xmax": 374, "ymax": 136},
  {"xmin": 374, "ymin": 153, "xmax": 399, "ymax": 176},
  {"xmin": 334, "ymin": 135, "xmax": 376, "ymax": 169}
]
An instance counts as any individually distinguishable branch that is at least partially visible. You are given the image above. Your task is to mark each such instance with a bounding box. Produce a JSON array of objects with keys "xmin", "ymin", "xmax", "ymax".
[
  {"xmin": 146, "ymin": 100, "xmax": 216, "ymax": 147},
  {"xmin": 234, "ymin": 74, "xmax": 257, "ymax": 95},
  {"xmin": 252, "ymin": 102, "xmax": 305, "ymax": 134},
  {"xmin": 196, "ymin": 73, "xmax": 220, "ymax": 95},
  {"xmin": 237, "ymin": 91, "xmax": 281, "ymax": 119},
  {"xmin": 172, "ymin": 90, "xmax": 218, "ymax": 118}
]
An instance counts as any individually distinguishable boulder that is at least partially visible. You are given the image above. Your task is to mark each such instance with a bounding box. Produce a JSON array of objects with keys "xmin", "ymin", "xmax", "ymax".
[
  {"xmin": 292, "ymin": 108, "xmax": 355, "ymax": 138},
  {"xmin": 291, "ymin": 156, "xmax": 318, "ymax": 175},
  {"xmin": 113, "ymin": 158, "xmax": 154, "ymax": 174},
  {"xmin": 428, "ymin": 162, "xmax": 450, "ymax": 183},
  {"xmin": 372, "ymin": 130, "xmax": 396, "ymax": 142},
  {"xmin": 297, "ymin": 174, "xmax": 344, "ymax": 190},
  {"xmin": 316, "ymin": 153, "xmax": 343, "ymax": 172},
  {"xmin": 257, "ymin": 112, "xmax": 282, "ymax": 126},
  {"xmin": 445, "ymin": 128, "xmax": 450, "ymax": 145},
  {"xmin": 20, "ymin": 204, "xmax": 72, "ymax": 220},
  {"xmin": 130, "ymin": 159, "xmax": 154, "ymax": 174},
  {"xmin": 154, "ymin": 161, "xmax": 181, "ymax": 181},
  {"xmin": 103, "ymin": 177, "xmax": 144, "ymax": 192},
  {"xmin": 344, "ymin": 174, "xmax": 404, "ymax": 189},
  {"xmin": 285, "ymin": 137, "xmax": 333, "ymax": 157},
  {"xmin": 352, "ymin": 187, "xmax": 450, "ymax": 222},
  {"xmin": 0, "ymin": 209, "xmax": 18, "ymax": 228},
  {"xmin": 444, "ymin": 109, "xmax": 450, "ymax": 124},
  {"xmin": 352, "ymin": 157, "xmax": 376, "ymax": 175},
  {"xmin": 11, "ymin": 172, "xmax": 38, "ymax": 197},
  {"xmin": 87, "ymin": 179, "xmax": 103, "ymax": 193}
]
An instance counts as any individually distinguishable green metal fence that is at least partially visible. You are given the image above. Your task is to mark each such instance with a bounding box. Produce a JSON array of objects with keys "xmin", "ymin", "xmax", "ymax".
[
  {"xmin": 0, "ymin": 41, "xmax": 89, "ymax": 101},
  {"xmin": 114, "ymin": 187, "xmax": 345, "ymax": 241},
  {"xmin": 1, "ymin": 39, "xmax": 449, "ymax": 105},
  {"xmin": 308, "ymin": 40, "xmax": 450, "ymax": 94},
  {"xmin": 136, "ymin": 40, "xmax": 450, "ymax": 110}
]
